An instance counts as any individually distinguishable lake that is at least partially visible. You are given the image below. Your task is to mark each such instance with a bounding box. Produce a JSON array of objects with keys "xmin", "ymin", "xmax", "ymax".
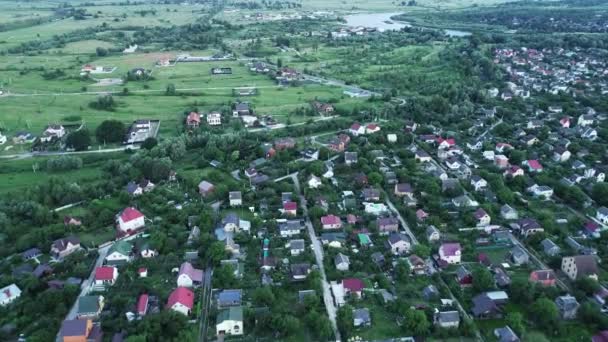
[{"xmin": 343, "ymin": 12, "xmax": 410, "ymax": 31}]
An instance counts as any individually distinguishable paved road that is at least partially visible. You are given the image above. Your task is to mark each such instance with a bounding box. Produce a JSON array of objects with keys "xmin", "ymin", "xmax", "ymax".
[
  {"xmin": 0, "ymin": 145, "xmax": 139, "ymax": 160},
  {"xmin": 279, "ymin": 172, "xmax": 341, "ymax": 342},
  {"xmin": 198, "ymin": 267, "xmax": 214, "ymax": 342},
  {"xmin": 384, "ymin": 195, "xmax": 419, "ymax": 245}
]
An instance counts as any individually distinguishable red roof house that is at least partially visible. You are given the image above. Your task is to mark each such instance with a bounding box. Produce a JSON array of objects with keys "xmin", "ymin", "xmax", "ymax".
[
  {"xmin": 166, "ymin": 287, "xmax": 194, "ymax": 316},
  {"xmin": 94, "ymin": 266, "xmax": 118, "ymax": 286},
  {"xmin": 529, "ymin": 269, "xmax": 556, "ymax": 286},
  {"xmin": 283, "ymin": 201, "xmax": 297, "ymax": 216},
  {"xmin": 137, "ymin": 294, "xmax": 149, "ymax": 316},
  {"xmin": 342, "ymin": 278, "xmax": 364, "ymax": 298},
  {"xmin": 524, "ymin": 160, "xmax": 543, "ymax": 172},
  {"xmin": 186, "ymin": 112, "xmax": 201, "ymax": 128},
  {"xmin": 116, "ymin": 207, "xmax": 145, "ymax": 234},
  {"xmin": 321, "ymin": 215, "xmax": 342, "ymax": 230}
]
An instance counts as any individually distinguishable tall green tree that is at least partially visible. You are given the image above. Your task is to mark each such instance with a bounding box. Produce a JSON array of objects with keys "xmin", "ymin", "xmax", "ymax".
[
  {"xmin": 95, "ymin": 120, "xmax": 126, "ymax": 144},
  {"xmin": 66, "ymin": 129, "xmax": 91, "ymax": 151}
]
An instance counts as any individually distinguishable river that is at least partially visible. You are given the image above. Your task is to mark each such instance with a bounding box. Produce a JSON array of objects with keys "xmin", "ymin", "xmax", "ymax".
[{"xmin": 343, "ymin": 12, "xmax": 472, "ymax": 37}]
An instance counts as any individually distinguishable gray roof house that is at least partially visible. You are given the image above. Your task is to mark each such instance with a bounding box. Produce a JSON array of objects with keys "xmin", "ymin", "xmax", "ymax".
[
  {"xmin": 500, "ymin": 204, "xmax": 518, "ymax": 220},
  {"xmin": 422, "ymin": 285, "xmax": 439, "ymax": 300},
  {"xmin": 555, "ymin": 294, "xmax": 579, "ymax": 320},
  {"xmin": 511, "ymin": 246, "xmax": 529, "ymax": 265},
  {"xmin": 541, "ymin": 238, "xmax": 561, "ymax": 257},
  {"xmin": 353, "ymin": 308, "xmax": 371, "ymax": 327},
  {"xmin": 435, "ymin": 311, "xmax": 460, "ymax": 328},
  {"xmin": 218, "ymin": 289, "xmax": 242, "ymax": 308},
  {"xmin": 494, "ymin": 326, "xmax": 520, "ymax": 342},
  {"xmin": 335, "ymin": 253, "xmax": 350, "ymax": 271},
  {"xmin": 289, "ymin": 239, "xmax": 305, "ymax": 256}
]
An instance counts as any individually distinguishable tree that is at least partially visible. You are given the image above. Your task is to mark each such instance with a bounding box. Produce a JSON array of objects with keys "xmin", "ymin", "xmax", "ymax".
[
  {"xmin": 337, "ymin": 305, "xmax": 354, "ymax": 339},
  {"xmin": 66, "ymin": 129, "xmax": 91, "ymax": 151},
  {"xmin": 95, "ymin": 120, "xmax": 126, "ymax": 144},
  {"xmin": 412, "ymin": 244, "xmax": 431, "ymax": 258},
  {"xmin": 531, "ymin": 298, "xmax": 559, "ymax": 329},
  {"xmin": 141, "ymin": 137, "xmax": 158, "ymax": 150},
  {"xmin": 166, "ymin": 83, "xmax": 176, "ymax": 95},
  {"xmin": 592, "ymin": 183, "xmax": 608, "ymax": 206},
  {"xmin": 395, "ymin": 259, "xmax": 411, "ymax": 282},
  {"xmin": 505, "ymin": 311, "xmax": 525, "ymax": 336},
  {"xmin": 96, "ymin": 47, "xmax": 108, "ymax": 56},
  {"xmin": 403, "ymin": 308, "xmax": 430, "ymax": 336},
  {"xmin": 472, "ymin": 267, "xmax": 494, "ymax": 293}
]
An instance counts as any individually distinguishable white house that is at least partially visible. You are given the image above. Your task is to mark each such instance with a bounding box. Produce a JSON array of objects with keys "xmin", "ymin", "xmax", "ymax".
[
  {"xmin": 0, "ymin": 284, "xmax": 21, "ymax": 306},
  {"xmin": 167, "ymin": 287, "xmax": 194, "ymax": 316},
  {"xmin": 349, "ymin": 123, "xmax": 366, "ymax": 136},
  {"xmin": 207, "ymin": 112, "xmax": 222, "ymax": 126},
  {"xmin": 104, "ymin": 241, "xmax": 133, "ymax": 265},
  {"xmin": 335, "ymin": 253, "xmax": 350, "ymax": 271},
  {"xmin": 116, "ymin": 207, "xmax": 145, "ymax": 234},
  {"xmin": 40, "ymin": 124, "xmax": 66, "ymax": 143},
  {"xmin": 229, "ymin": 191, "xmax": 242, "ymax": 207},
  {"xmin": 597, "ymin": 207, "xmax": 608, "ymax": 225},
  {"xmin": 307, "ymin": 175, "xmax": 322, "ymax": 189},
  {"xmin": 0, "ymin": 132, "xmax": 7, "ymax": 145},
  {"xmin": 470, "ymin": 176, "xmax": 487, "ymax": 192},
  {"xmin": 177, "ymin": 262, "xmax": 204, "ymax": 288},
  {"xmin": 94, "ymin": 266, "xmax": 118, "ymax": 287},
  {"xmin": 216, "ymin": 306, "xmax": 243, "ymax": 336},
  {"xmin": 439, "ymin": 243, "xmax": 461, "ymax": 264}
]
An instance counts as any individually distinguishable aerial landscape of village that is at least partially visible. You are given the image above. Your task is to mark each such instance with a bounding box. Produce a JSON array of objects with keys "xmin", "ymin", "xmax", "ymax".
[{"xmin": 1, "ymin": 0, "xmax": 608, "ymax": 341}]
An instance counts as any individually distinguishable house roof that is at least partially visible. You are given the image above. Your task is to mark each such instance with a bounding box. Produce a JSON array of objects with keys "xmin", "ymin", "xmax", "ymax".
[
  {"xmin": 198, "ymin": 180, "xmax": 214, "ymax": 191},
  {"xmin": 218, "ymin": 289, "xmax": 242, "ymax": 304},
  {"xmin": 343, "ymin": 278, "xmax": 364, "ymax": 292},
  {"xmin": 572, "ymin": 255, "xmax": 598, "ymax": 277},
  {"xmin": 119, "ymin": 207, "xmax": 144, "ymax": 222},
  {"xmin": 61, "ymin": 319, "xmax": 89, "ymax": 337},
  {"xmin": 335, "ymin": 253, "xmax": 350, "ymax": 265},
  {"xmin": 167, "ymin": 287, "xmax": 194, "ymax": 309},
  {"xmin": 494, "ymin": 326, "xmax": 519, "ymax": 342},
  {"xmin": 353, "ymin": 308, "xmax": 371, "ymax": 322},
  {"xmin": 217, "ymin": 306, "xmax": 243, "ymax": 323},
  {"xmin": 0, "ymin": 284, "xmax": 21, "ymax": 303},
  {"xmin": 179, "ymin": 262, "xmax": 203, "ymax": 282},
  {"xmin": 284, "ymin": 201, "xmax": 297, "ymax": 211},
  {"xmin": 21, "ymin": 247, "xmax": 41, "ymax": 259},
  {"xmin": 95, "ymin": 266, "xmax": 116, "ymax": 281},
  {"xmin": 108, "ymin": 240, "xmax": 133, "ymax": 256},
  {"xmin": 137, "ymin": 294, "xmax": 148, "ymax": 314},
  {"xmin": 52, "ymin": 236, "xmax": 80, "ymax": 251},
  {"xmin": 388, "ymin": 232, "xmax": 408, "ymax": 245},
  {"xmin": 378, "ymin": 217, "xmax": 399, "ymax": 228},
  {"xmin": 441, "ymin": 243, "xmax": 461, "ymax": 257},
  {"xmin": 526, "ymin": 159, "xmax": 543, "ymax": 170},
  {"xmin": 598, "ymin": 207, "xmax": 608, "ymax": 216},
  {"xmin": 395, "ymin": 183, "xmax": 413, "ymax": 193},
  {"xmin": 474, "ymin": 208, "xmax": 489, "ymax": 220},
  {"xmin": 290, "ymin": 239, "xmax": 305, "ymax": 250},
  {"xmin": 78, "ymin": 295, "xmax": 101, "ymax": 314},
  {"xmin": 321, "ymin": 215, "xmax": 341, "ymax": 226},
  {"xmin": 438, "ymin": 311, "xmax": 460, "ymax": 324}
]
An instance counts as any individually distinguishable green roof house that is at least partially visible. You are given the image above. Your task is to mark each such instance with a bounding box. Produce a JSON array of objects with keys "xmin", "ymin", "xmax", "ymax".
[
  {"xmin": 216, "ymin": 306, "xmax": 243, "ymax": 336},
  {"xmin": 105, "ymin": 240, "xmax": 133, "ymax": 265},
  {"xmin": 77, "ymin": 295, "xmax": 104, "ymax": 319}
]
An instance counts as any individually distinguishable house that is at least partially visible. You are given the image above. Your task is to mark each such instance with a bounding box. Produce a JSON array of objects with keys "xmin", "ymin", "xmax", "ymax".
[
  {"xmin": 474, "ymin": 208, "xmax": 491, "ymax": 226},
  {"xmin": 21, "ymin": 247, "xmax": 41, "ymax": 261},
  {"xmin": 343, "ymin": 278, "xmax": 364, "ymax": 298},
  {"xmin": 105, "ymin": 240, "xmax": 133, "ymax": 265},
  {"xmin": 511, "ymin": 246, "xmax": 529, "ymax": 265},
  {"xmin": 137, "ymin": 293, "xmax": 149, "ymax": 316},
  {"xmin": 279, "ymin": 220, "xmax": 304, "ymax": 237},
  {"xmin": 562, "ymin": 255, "xmax": 598, "ymax": 280},
  {"xmin": 229, "ymin": 191, "xmax": 242, "ymax": 207},
  {"xmin": 555, "ymin": 295, "xmax": 579, "ymax": 320},
  {"xmin": 126, "ymin": 182, "xmax": 143, "ymax": 196},
  {"xmin": 386, "ymin": 233, "xmax": 410, "ymax": 255},
  {"xmin": 140, "ymin": 243, "xmax": 157, "ymax": 258},
  {"xmin": 445, "ymin": 157, "xmax": 461, "ymax": 170},
  {"xmin": 198, "ymin": 180, "xmax": 215, "ymax": 197},
  {"xmin": 541, "ymin": 239, "xmax": 561, "ymax": 256},
  {"xmin": 377, "ymin": 217, "xmax": 399, "ymax": 234},
  {"xmin": 500, "ymin": 205, "xmax": 518, "ymax": 220},
  {"xmin": 578, "ymin": 114, "xmax": 595, "ymax": 127},
  {"xmin": 439, "ymin": 243, "xmax": 462, "ymax": 264},
  {"xmin": 94, "ymin": 266, "xmax": 118, "ymax": 287},
  {"xmin": 437, "ymin": 137, "xmax": 456, "ymax": 149},
  {"xmin": 553, "ymin": 146, "xmax": 571, "ymax": 162},
  {"xmin": 77, "ymin": 295, "xmax": 104, "ymax": 319},
  {"xmin": 582, "ymin": 127, "xmax": 598, "ymax": 141},
  {"xmin": 364, "ymin": 202, "xmax": 388, "ymax": 215},
  {"xmin": 494, "ymin": 326, "xmax": 519, "ymax": 342},
  {"xmin": 222, "ymin": 213, "xmax": 240, "ymax": 232},
  {"xmin": 584, "ymin": 221, "xmax": 601, "ymax": 239},
  {"xmin": 416, "ymin": 209, "xmax": 429, "ymax": 221},
  {"xmin": 495, "ymin": 154, "xmax": 509, "ymax": 168},
  {"xmin": 116, "ymin": 207, "xmax": 145, "ymax": 234},
  {"xmin": 307, "ymin": 175, "xmax": 322, "ymax": 189},
  {"xmin": 283, "ymin": 201, "xmax": 297, "ymax": 216},
  {"xmin": 186, "ymin": 112, "xmax": 201, "ymax": 128},
  {"xmin": 408, "ymin": 254, "xmax": 427, "ymax": 275},
  {"xmin": 345, "ymin": 152, "xmax": 358, "ymax": 165},
  {"xmin": 523, "ymin": 160, "xmax": 543, "ymax": 173},
  {"xmin": 60, "ymin": 319, "xmax": 102, "ymax": 342},
  {"xmin": 0, "ymin": 284, "xmax": 21, "ymax": 306},
  {"xmin": 528, "ymin": 184, "xmax": 553, "ymax": 199},
  {"xmin": 353, "ymin": 308, "xmax": 371, "ymax": 327},
  {"xmin": 415, "ymin": 150, "xmax": 432, "ymax": 162},
  {"xmin": 456, "ymin": 265, "xmax": 473, "ymax": 287},
  {"xmin": 504, "ymin": 166, "xmax": 524, "ymax": 178},
  {"xmin": 64, "ymin": 216, "xmax": 82, "ymax": 226},
  {"xmin": 470, "ymin": 176, "xmax": 488, "ymax": 192},
  {"xmin": 289, "ymin": 239, "xmax": 305, "ymax": 256},
  {"xmin": 426, "ymin": 225, "xmax": 440, "ymax": 242},
  {"xmin": 335, "ymin": 253, "xmax": 350, "ymax": 271},
  {"xmin": 436, "ymin": 311, "xmax": 460, "ymax": 329},
  {"xmin": 494, "ymin": 267, "xmax": 511, "ymax": 287},
  {"xmin": 167, "ymin": 287, "xmax": 194, "ymax": 316},
  {"xmin": 422, "ymin": 284, "xmax": 440, "ymax": 300},
  {"xmin": 177, "ymin": 262, "xmax": 203, "ymax": 287},
  {"xmin": 274, "ymin": 137, "xmax": 296, "ymax": 150},
  {"xmin": 362, "ymin": 188, "xmax": 381, "ymax": 202},
  {"xmin": 366, "ymin": 124, "xmax": 381, "ymax": 134},
  {"xmin": 40, "ymin": 124, "xmax": 66, "ymax": 142},
  {"xmin": 321, "ymin": 215, "xmax": 342, "ymax": 230},
  {"xmin": 514, "ymin": 218, "xmax": 544, "ymax": 237},
  {"xmin": 529, "ymin": 269, "xmax": 557, "ymax": 287},
  {"xmin": 51, "ymin": 236, "xmax": 81, "ymax": 259},
  {"xmin": 349, "ymin": 122, "xmax": 366, "ymax": 136},
  {"xmin": 596, "ymin": 207, "xmax": 608, "ymax": 224},
  {"xmin": 312, "ymin": 101, "xmax": 334, "ymax": 114},
  {"xmin": 216, "ymin": 306, "xmax": 243, "ymax": 336},
  {"xmin": 232, "ymin": 102, "xmax": 251, "ymax": 116},
  {"xmin": 218, "ymin": 289, "xmax": 242, "ymax": 308},
  {"xmin": 291, "ymin": 263, "xmax": 311, "ymax": 280},
  {"xmin": 452, "ymin": 195, "xmax": 478, "ymax": 208},
  {"xmin": 471, "ymin": 291, "xmax": 509, "ymax": 318},
  {"xmin": 394, "ymin": 183, "xmax": 413, "ymax": 197}
]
